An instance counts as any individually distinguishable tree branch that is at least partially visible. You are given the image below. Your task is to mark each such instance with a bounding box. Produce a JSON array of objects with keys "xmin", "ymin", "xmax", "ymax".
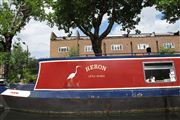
[
  {"xmin": 92, "ymin": 15, "xmax": 99, "ymax": 37},
  {"xmin": 92, "ymin": 6, "xmax": 108, "ymax": 37},
  {"xmin": 78, "ymin": 25, "xmax": 94, "ymax": 40},
  {"xmin": 99, "ymin": 10, "xmax": 115, "ymax": 40},
  {"xmin": 11, "ymin": 6, "xmax": 20, "ymax": 28},
  {"xmin": 10, "ymin": 2, "xmax": 32, "ymax": 35}
]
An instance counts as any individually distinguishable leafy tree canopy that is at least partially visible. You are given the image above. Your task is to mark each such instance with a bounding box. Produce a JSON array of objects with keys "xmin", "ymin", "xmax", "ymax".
[
  {"xmin": 155, "ymin": 0, "xmax": 180, "ymax": 23},
  {"xmin": 0, "ymin": 0, "xmax": 50, "ymax": 52},
  {"xmin": 0, "ymin": 0, "xmax": 50, "ymax": 80},
  {"xmin": 49, "ymin": 0, "xmax": 154, "ymax": 56},
  {"xmin": 3, "ymin": 41, "xmax": 38, "ymax": 84}
]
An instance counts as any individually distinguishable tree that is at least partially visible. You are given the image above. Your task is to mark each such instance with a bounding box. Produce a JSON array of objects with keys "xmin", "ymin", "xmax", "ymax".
[
  {"xmin": 0, "ymin": 0, "xmax": 49, "ymax": 80},
  {"xmin": 155, "ymin": 0, "xmax": 180, "ymax": 23},
  {"xmin": 0, "ymin": 0, "xmax": 49, "ymax": 53},
  {"xmin": 0, "ymin": 35, "xmax": 3, "ymax": 50},
  {"xmin": 8, "ymin": 42, "xmax": 27, "ymax": 83},
  {"xmin": 49, "ymin": 0, "xmax": 153, "ymax": 56},
  {"xmin": 0, "ymin": 52, "xmax": 8, "ymax": 65},
  {"xmin": 68, "ymin": 47, "xmax": 80, "ymax": 57},
  {"xmin": 21, "ymin": 57, "xmax": 38, "ymax": 84},
  {"xmin": 135, "ymin": 29, "xmax": 141, "ymax": 34},
  {"xmin": 7, "ymin": 41, "xmax": 38, "ymax": 84}
]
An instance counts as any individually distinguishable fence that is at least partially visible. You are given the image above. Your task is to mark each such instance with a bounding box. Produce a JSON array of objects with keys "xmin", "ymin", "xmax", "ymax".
[{"xmin": 80, "ymin": 51, "xmax": 180, "ymax": 57}]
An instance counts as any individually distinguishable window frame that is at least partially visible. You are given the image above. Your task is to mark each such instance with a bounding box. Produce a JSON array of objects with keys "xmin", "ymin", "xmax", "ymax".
[
  {"xmin": 84, "ymin": 45, "xmax": 93, "ymax": 52},
  {"xmin": 143, "ymin": 61, "xmax": 176, "ymax": 83},
  {"xmin": 137, "ymin": 44, "xmax": 149, "ymax": 50},
  {"xmin": 163, "ymin": 43, "xmax": 175, "ymax": 48},
  {"xmin": 111, "ymin": 44, "xmax": 123, "ymax": 51},
  {"xmin": 58, "ymin": 46, "xmax": 69, "ymax": 53}
]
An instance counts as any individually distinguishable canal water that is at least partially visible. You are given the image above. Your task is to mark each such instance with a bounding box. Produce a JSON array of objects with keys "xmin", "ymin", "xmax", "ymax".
[{"xmin": 0, "ymin": 110, "xmax": 180, "ymax": 120}]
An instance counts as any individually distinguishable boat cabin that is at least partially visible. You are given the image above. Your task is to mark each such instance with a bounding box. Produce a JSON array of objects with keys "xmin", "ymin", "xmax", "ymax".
[{"xmin": 34, "ymin": 55, "xmax": 180, "ymax": 90}]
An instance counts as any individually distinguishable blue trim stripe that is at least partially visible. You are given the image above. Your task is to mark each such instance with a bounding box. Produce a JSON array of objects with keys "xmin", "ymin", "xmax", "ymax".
[
  {"xmin": 30, "ymin": 88, "xmax": 180, "ymax": 99},
  {"xmin": 38, "ymin": 54, "xmax": 180, "ymax": 62},
  {"xmin": 0, "ymin": 86, "xmax": 6, "ymax": 93}
]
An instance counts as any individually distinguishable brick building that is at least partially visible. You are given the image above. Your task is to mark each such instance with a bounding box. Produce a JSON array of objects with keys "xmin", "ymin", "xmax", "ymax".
[{"xmin": 50, "ymin": 32, "xmax": 180, "ymax": 58}]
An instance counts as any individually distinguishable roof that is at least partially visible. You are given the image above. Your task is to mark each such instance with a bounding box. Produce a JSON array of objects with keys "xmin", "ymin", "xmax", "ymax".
[{"xmin": 51, "ymin": 31, "xmax": 179, "ymax": 41}]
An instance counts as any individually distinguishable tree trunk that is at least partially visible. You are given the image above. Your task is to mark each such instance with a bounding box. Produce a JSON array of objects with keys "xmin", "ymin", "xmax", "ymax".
[
  {"xmin": 91, "ymin": 38, "xmax": 103, "ymax": 56},
  {"xmin": 4, "ymin": 35, "xmax": 13, "ymax": 52},
  {"xmin": 3, "ymin": 35, "xmax": 13, "ymax": 83}
]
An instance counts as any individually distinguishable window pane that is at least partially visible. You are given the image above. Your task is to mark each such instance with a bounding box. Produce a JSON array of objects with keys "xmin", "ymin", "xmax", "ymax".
[
  {"xmin": 163, "ymin": 43, "xmax": 175, "ymax": 48},
  {"xmin": 144, "ymin": 62, "xmax": 173, "ymax": 70},
  {"xmin": 144, "ymin": 62, "xmax": 176, "ymax": 83},
  {"xmin": 137, "ymin": 44, "xmax": 149, "ymax": 50},
  {"xmin": 84, "ymin": 46, "xmax": 92, "ymax": 52},
  {"xmin": 145, "ymin": 69, "xmax": 170, "ymax": 81},
  {"xmin": 111, "ymin": 44, "xmax": 123, "ymax": 51},
  {"xmin": 58, "ymin": 46, "xmax": 69, "ymax": 52}
]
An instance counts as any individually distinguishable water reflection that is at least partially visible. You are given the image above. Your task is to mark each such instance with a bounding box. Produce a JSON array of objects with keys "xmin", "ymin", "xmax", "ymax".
[{"xmin": 0, "ymin": 110, "xmax": 180, "ymax": 120}]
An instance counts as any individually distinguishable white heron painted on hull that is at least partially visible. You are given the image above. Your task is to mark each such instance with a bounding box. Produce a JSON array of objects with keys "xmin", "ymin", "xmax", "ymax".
[{"xmin": 67, "ymin": 65, "xmax": 80, "ymax": 87}]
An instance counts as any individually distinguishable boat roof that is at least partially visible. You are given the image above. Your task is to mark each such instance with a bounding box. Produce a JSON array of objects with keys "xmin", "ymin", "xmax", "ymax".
[{"xmin": 39, "ymin": 54, "xmax": 180, "ymax": 62}]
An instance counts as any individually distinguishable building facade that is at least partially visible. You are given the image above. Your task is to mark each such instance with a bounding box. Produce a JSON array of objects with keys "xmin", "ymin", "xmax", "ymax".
[{"xmin": 50, "ymin": 32, "xmax": 180, "ymax": 58}]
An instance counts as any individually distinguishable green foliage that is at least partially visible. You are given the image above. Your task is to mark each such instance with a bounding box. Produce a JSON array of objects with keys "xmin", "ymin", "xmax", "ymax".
[
  {"xmin": 0, "ymin": 35, "xmax": 5, "ymax": 51},
  {"xmin": 0, "ymin": 0, "xmax": 48, "ymax": 81},
  {"xmin": 0, "ymin": 52, "xmax": 9, "ymax": 65},
  {"xmin": 155, "ymin": 0, "xmax": 180, "ymax": 23},
  {"xmin": 7, "ymin": 42, "xmax": 27, "ymax": 83},
  {"xmin": 160, "ymin": 47, "xmax": 175, "ymax": 54},
  {"xmin": 48, "ymin": 0, "xmax": 153, "ymax": 56},
  {"xmin": 0, "ymin": 0, "xmax": 50, "ymax": 52},
  {"xmin": 3, "ymin": 41, "xmax": 38, "ymax": 84},
  {"xmin": 0, "ymin": 43, "xmax": 4, "ymax": 51},
  {"xmin": 50, "ymin": 0, "xmax": 149, "ymax": 32},
  {"xmin": 135, "ymin": 29, "xmax": 141, "ymax": 34},
  {"xmin": 22, "ymin": 68, "xmax": 37, "ymax": 83},
  {"xmin": 68, "ymin": 47, "xmax": 80, "ymax": 57}
]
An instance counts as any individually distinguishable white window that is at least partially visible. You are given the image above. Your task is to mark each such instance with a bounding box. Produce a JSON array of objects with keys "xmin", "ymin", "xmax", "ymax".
[
  {"xmin": 84, "ymin": 45, "xmax": 93, "ymax": 52},
  {"xmin": 111, "ymin": 44, "xmax": 123, "ymax": 51},
  {"xmin": 137, "ymin": 44, "xmax": 149, "ymax": 50},
  {"xmin": 143, "ymin": 61, "xmax": 176, "ymax": 83},
  {"xmin": 58, "ymin": 46, "xmax": 69, "ymax": 52},
  {"xmin": 163, "ymin": 43, "xmax": 175, "ymax": 48}
]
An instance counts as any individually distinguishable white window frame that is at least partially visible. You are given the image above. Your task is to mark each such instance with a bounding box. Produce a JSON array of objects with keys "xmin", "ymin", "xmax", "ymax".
[
  {"xmin": 143, "ymin": 61, "xmax": 176, "ymax": 83},
  {"xmin": 163, "ymin": 43, "xmax": 175, "ymax": 48},
  {"xmin": 137, "ymin": 44, "xmax": 149, "ymax": 50},
  {"xmin": 58, "ymin": 46, "xmax": 69, "ymax": 52},
  {"xmin": 84, "ymin": 45, "xmax": 93, "ymax": 52},
  {"xmin": 111, "ymin": 44, "xmax": 123, "ymax": 51}
]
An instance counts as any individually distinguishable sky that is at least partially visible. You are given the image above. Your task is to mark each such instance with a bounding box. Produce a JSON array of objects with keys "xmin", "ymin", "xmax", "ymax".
[{"xmin": 15, "ymin": 6, "xmax": 180, "ymax": 59}]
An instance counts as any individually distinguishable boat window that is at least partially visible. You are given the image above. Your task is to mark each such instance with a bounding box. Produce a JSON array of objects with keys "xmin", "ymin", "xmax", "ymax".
[{"xmin": 143, "ymin": 61, "xmax": 176, "ymax": 83}]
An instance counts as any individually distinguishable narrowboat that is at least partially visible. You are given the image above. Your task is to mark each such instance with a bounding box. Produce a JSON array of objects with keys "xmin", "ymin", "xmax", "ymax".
[{"xmin": 1, "ymin": 54, "xmax": 180, "ymax": 113}]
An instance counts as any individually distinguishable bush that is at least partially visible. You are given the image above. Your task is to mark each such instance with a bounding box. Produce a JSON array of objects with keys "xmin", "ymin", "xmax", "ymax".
[
  {"xmin": 160, "ymin": 47, "xmax": 175, "ymax": 54},
  {"xmin": 68, "ymin": 47, "xmax": 80, "ymax": 57}
]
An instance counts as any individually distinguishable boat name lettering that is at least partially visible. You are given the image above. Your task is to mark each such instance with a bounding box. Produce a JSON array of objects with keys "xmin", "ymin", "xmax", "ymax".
[
  {"xmin": 85, "ymin": 64, "xmax": 107, "ymax": 72},
  {"xmin": 10, "ymin": 91, "xmax": 19, "ymax": 95}
]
